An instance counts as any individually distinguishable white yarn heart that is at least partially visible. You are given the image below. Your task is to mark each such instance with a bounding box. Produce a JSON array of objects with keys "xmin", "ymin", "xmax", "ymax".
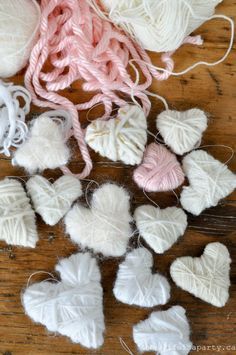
[
  {"xmin": 22, "ymin": 253, "xmax": 105, "ymax": 348},
  {"xmin": 113, "ymin": 247, "xmax": 170, "ymax": 307},
  {"xmin": 27, "ymin": 175, "xmax": 82, "ymax": 226},
  {"xmin": 134, "ymin": 205, "xmax": 187, "ymax": 254},
  {"xmin": 13, "ymin": 110, "xmax": 72, "ymax": 174},
  {"xmin": 65, "ymin": 183, "xmax": 132, "ymax": 257},
  {"xmin": 170, "ymin": 242, "xmax": 231, "ymax": 307},
  {"xmin": 0, "ymin": 178, "xmax": 38, "ymax": 248},
  {"xmin": 85, "ymin": 104, "xmax": 147, "ymax": 165},
  {"xmin": 180, "ymin": 150, "xmax": 236, "ymax": 215},
  {"xmin": 156, "ymin": 109, "xmax": 208, "ymax": 155},
  {"xmin": 133, "ymin": 306, "xmax": 192, "ymax": 355}
]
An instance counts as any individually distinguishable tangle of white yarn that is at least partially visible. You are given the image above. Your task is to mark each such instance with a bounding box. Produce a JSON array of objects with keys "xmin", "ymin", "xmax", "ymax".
[{"xmin": 0, "ymin": 80, "xmax": 31, "ymax": 156}]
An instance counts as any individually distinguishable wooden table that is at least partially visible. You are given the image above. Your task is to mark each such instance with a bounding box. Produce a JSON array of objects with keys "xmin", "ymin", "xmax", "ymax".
[{"xmin": 0, "ymin": 1, "xmax": 235, "ymax": 354}]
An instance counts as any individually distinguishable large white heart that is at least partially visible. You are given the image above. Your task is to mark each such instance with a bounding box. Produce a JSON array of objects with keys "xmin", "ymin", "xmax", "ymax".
[
  {"xmin": 85, "ymin": 104, "xmax": 147, "ymax": 165},
  {"xmin": 113, "ymin": 247, "xmax": 170, "ymax": 307},
  {"xmin": 134, "ymin": 205, "xmax": 187, "ymax": 253},
  {"xmin": 170, "ymin": 242, "xmax": 231, "ymax": 307},
  {"xmin": 0, "ymin": 178, "xmax": 38, "ymax": 247},
  {"xmin": 156, "ymin": 109, "xmax": 208, "ymax": 155},
  {"xmin": 22, "ymin": 253, "xmax": 105, "ymax": 348},
  {"xmin": 133, "ymin": 306, "xmax": 192, "ymax": 355},
  {"xmin": 65, "ymin": 183, "xmax": 132, "ymax": 257},
  {"xmin": 27, "ymin": 175, "xmax": 82, "ymax": 226},
  {"xmin": 13, "ymin": 114, "xmax": 70, "ymax": 174},
  {"xmin": 180, "ymin": 150, "xmax": 236, "ymax": 215}
]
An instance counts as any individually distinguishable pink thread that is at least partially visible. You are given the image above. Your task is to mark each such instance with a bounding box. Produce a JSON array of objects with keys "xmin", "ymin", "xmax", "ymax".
[{"xmin": 133, "ymin": 143, "xmax": 185, "ymax": 192}]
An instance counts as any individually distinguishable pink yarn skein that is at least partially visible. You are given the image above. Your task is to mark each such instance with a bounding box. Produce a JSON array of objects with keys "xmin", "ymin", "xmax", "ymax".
[
  {"xmin": 25, "ymin": 0, "xmax": 176, "ymax": 178},
  {"xmin": 133, "ymin": 143, "xmax": 185, "ymax": 192}
]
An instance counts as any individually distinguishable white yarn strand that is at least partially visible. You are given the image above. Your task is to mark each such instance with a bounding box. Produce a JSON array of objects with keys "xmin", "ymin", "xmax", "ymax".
[
  {"xmin": 0, "ymin": 178, "xmax": 38, "ymax": 247},
  {"xmin": 113, "ymin": 247, "xmax": 170, "ymax": 307}
]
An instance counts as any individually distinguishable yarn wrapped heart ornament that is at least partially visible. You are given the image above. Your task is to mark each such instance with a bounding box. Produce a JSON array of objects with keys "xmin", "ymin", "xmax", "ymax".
[
  {"xmin": 133, "ymin": 143, "xmax": 185, "ymax": 192},
  {"xmin": 0, "ymin": 178, "xmax": 38, "ymax": 247},
  {"xmin": 180, "ymin": 150, "xmax": 236, "ymax": 215},
  {"xmin": 133, "ymin": 306, "xmax": 192, "ymax": 355},
  {"xmin": 13, "ymin": 111, "xmax": 72, "ymax": 174},
  {"xmin": 27, "ymin": 175, "xmax": 82, "ymax": 226},
  {"xmin": 22, "ymin": 253, "xmax": 105, "ymax": 348},
  {"xmin": 134, "ymin": 205, "xmax": 187, "ymax": 254},
  {"xmin": 85, "ymin": 105, "xmax": 147, "ymax": 165},
  {"xmin": 65, "ymin": 183, "xmax": 132, "ymax": 257},
  {"xmin": 156, "ymin": 109, "xmax": 208, "ymax": 155},
  {"xmin": 113, "ymin": 247, "xmax": 170, "ymax": 307},
  {"xmin": 170, "ymin": 242, "xmax": 231, "ymax": 307}
]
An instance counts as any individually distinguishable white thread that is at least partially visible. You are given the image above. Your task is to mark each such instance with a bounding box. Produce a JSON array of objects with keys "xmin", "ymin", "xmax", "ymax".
[
  {"xmin": 156, "ymin": 109, "xmax": 208, "ymax": 155},
  {"xmin": 0, "ymin": 0, "xmax": 41, "ymax": 78},
  {"xmin": 180, "ymin": 150, "xmax": 236, "ymax": 216},
  {"xmin": 27, "ymin": 175, "xmax": 82, "ymax": 226},
  {"xmin": 0, "ymin": 178, "xmax": 38, "ymax": 248},
  {"xmin": 65, "ymin": 183, "xmax": 133, "ymax": 257},
  {"xmin": 12, "ymin": 111, "xmax": 72, "ymax": 174},
  {"xmin": 0, "ymin": 80, "xmax": 31, "ymax": 156},
  {"xmin": 170, "ymin": 242, "xmax": 231, "ymax": 307},
  {"xmin": 113, "ymin": 247, "xmax": 170, "ymax": 307},
  {"xmin": 85, "ymin": 104, "xmax": 147, "ymax": 165},
  {"xmin": 22, "ymin": 252, "xmax": 105, "ymax": 348},
  {"xmin": 134, "ymin": 205, "xmax": 188, "ymax": 254},
  {"xmin": 133, "ymin": 305, "xmax": 192, "ymax": 355}
]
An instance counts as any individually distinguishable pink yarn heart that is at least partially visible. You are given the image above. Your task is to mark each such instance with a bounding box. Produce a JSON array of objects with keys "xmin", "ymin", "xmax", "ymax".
[{"xmin": 133, "ymin": 143, "xmax": 185, "ymax": 192}]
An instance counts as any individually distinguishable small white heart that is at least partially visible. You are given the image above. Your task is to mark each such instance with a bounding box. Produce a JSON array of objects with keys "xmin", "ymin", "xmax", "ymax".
[
  {"xmin": 0, "ymin": 178, "xmax": 38, "ymax": 247},
  {"xmin": 65, "ymin": 183, "xmax": 132, "ymax": 257},
  {"xmin": 134, "ymin": 205, "xmax": 187, "ymax": 253},
  {"xmin": 113, "ymin": 247, "xmax": 170, "ymax": 307},
  {"xmin": 85, "ymin": 104, "xmax": 147, "ymax": 165},
  {"xmin": 156, "ymin": 109, "xmax": 207, "ymax": 155},
  {"xmin": 13, "ymin": 115, "xmax": 70, "ymax": 173},
  {"xmin": 133, "ymin": 306, "xmax": 192, "ymax": 355},
  {"xmin": 170, "ymin": 242, "xmax": 231, "ymax": 307},
  {"xmin": 22, "ymin": 253, "xmax": 105, "ymax": 348},
  {"xmin": 27, "ymin": 175, "xmax": 82, "ymax": 226},
  {"xmin": 180, "ymin": 150, "xmax": 236, "ymax": 215}
]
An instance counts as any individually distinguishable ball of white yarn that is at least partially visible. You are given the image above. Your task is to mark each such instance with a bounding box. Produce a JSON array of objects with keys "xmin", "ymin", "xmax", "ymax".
[
  {"xmin": 156, "ymin": 109, "xmax": 208, "ymax": 155},
  {"xmin": 0, "ymin": 0, "xmax": 41, "ymax": 78},
  {"xmin": 100, "ymin": 0, "xmax": 222, "ymax": 52}
]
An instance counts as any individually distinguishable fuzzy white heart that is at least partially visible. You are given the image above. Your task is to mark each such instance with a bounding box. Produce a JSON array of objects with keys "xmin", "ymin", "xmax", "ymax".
[
  {"xmin": 22, "ymin": 253, "xmax": 105, "ymax": 348},
  {"xmin": 0, "ymin": 178, "xmax": 38, "ymax": 247},
  {"xmin": 27, "ymin": 175, "xmax": 82, "ymax": 226},
  {"xmin": 13, "ymin": 111, "xmax": 71, "ymax": 173},
  {"xmin": 156, "ymin": 109, "xmax": 208, "ymax": 155},
  {"xmin": 65, "ymin": 183, "xmax": 132, "ymax": 257},
  {"xmin": 85, "ymin": 104, "xmax": 147, "ymax": 165},
  {"xmin": 113, "ymin": 247, "xmax": 170, "ymax": 307},
  {"xmin": 170, "ymin": 242, "xmax": 231, "ymax": 307},
  {"xmin": 133, "ymin": 306, "xmax": 192, "ymax": 355},
  {"xmin": 180, "ymin": 150, "xmax": 236, "ymax": 215},
  {"xmin": 134, "ymin": 205, "xmax": 187, "ymax": 254}
]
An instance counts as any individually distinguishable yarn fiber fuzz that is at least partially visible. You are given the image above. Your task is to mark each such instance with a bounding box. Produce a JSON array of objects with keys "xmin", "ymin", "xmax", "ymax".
[
  {"xmin": 113, "ymin": 247, "xmax": 170, "ymax": 307},
  {"xmin": 22, "ymin": 253, "xmax": 105, "ymax": 348},
  {"xmin": 133, "ymin": 306, "xmax": 192, "ymax": 355},
  {"xmin": 27, "ymin": 175, "xmax": 82, "ymax": 226},
  {"xmin": 0, "ymin": 0, "xmax": 40, "ymax": 78},
  {"xmin": 133, "ymin": 143, "xmax": 185, "ymax": 192},
  {"xmin": 170, "ymin": 242, "xmax": 231, "ymax": 307},
  {"xmin": 13, "ymin": 113, "xmax": 71, "ymax": 174},
  {"xmin": 180, "ymin": 150, "xmax": 236, "ymax": 215},
  {"xmin": 134, "ymin": 205, "xmax": 187, "ymax": 254},
  {"xmin": 156, "ymin": 109, "xmax": 208, "ymax": 155},
  {"xmin": 0, "ymin": 178, "xmax": 38, "ymax": 248},
  {"xmin": 65, "ymin": 183, "xmax": 132, "ymax": 257}
]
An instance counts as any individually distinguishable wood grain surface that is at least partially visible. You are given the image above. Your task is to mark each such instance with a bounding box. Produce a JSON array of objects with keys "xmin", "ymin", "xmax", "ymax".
[{"xmin": 0, "ymin": 1, "xmax": 235, "ymax": 354}]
